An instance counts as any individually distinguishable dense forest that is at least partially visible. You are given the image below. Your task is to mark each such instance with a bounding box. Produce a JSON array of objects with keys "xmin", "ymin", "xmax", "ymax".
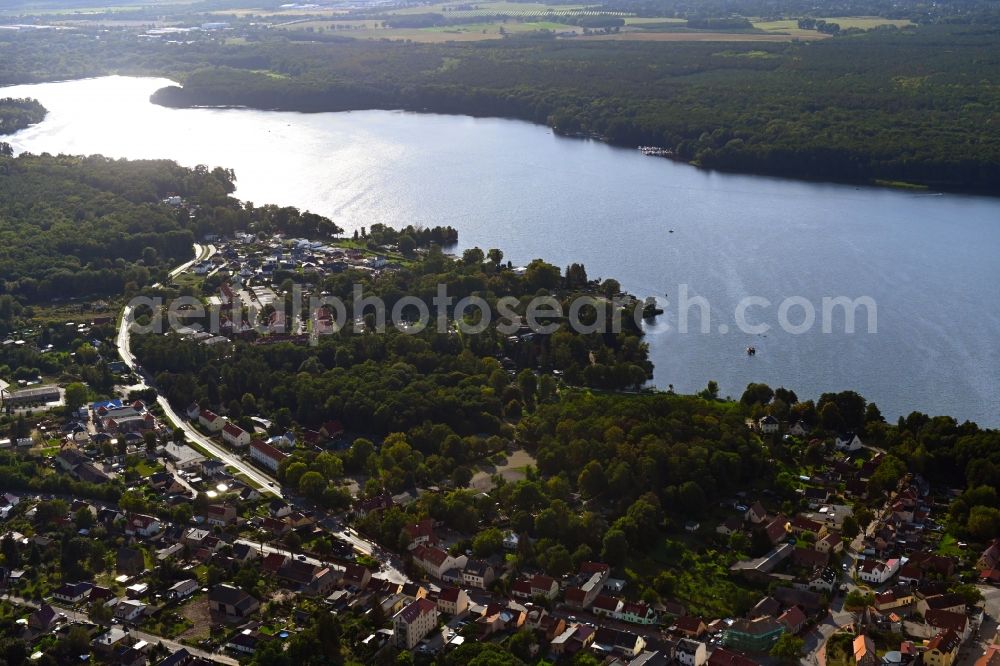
[
  {"xmin": 0, "ymin": 153, "xmax": 343, "ymax": 302},
  {"xmin": 0, "ymin": 97, "xmax": 45, "ymax": 136},
  {"xmin": 3, "ymin": 23, "xmax": 999, "ymax": 192},
  {"xmin": 146, "ymin": 27, "xmax": 1000, "ymax": 193}
]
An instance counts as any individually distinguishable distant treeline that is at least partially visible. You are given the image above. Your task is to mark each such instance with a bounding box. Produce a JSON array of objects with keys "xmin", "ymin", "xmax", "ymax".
[
  {"xmin": 5, "ymin": 26, "xmax": 1000, "ymax": 192},
  {"xmin": 0, "ymin": 97, "xmax": 46, "ymax": 135},
  {"xmin": 145, "ymin": 27, "xmax": 1000, "ymax": 193}
]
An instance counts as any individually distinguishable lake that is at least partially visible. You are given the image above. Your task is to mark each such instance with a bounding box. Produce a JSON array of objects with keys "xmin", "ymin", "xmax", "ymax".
[{"xmin": 4, "ymin": 75, "xmax": 999, "ymax": 426}]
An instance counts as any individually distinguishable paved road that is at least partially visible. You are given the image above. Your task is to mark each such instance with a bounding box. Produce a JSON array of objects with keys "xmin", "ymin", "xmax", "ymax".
[
  {"xmin": 2, "ymin": 595, "xmax": 237, "ymax": 665},
  {"xmin": 115, "ymin": 246, "xmax": 282, "ymax": 497}
]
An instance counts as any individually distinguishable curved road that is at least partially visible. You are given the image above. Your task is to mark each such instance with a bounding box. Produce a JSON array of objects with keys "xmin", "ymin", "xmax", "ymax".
[
  {"xmin": 116, "ymin": 243, "xmax": 283, "ymax": 497},
  {"xmin": 116, "ymin": 244, "xmax": 411, "ymax": 582}
]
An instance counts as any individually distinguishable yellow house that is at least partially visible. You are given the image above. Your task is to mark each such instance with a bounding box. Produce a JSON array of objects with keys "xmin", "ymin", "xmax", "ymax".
[{"xmin": 924, "ymin": 629, "xmax": 961, "ymax": 666}]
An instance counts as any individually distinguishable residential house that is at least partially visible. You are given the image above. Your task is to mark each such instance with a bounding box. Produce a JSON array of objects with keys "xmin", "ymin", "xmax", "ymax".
[
  {"xmin": 619, "ymin": 600, "xmax": 658, "ymax": 625},
  {"xmin": 319, "ymin": 420, "xmax": 344, "ymax": 439},
  {"xmin": 793, "ymin": 548, "xmax": 830, "ymax": 570},
  {"xmin": 402, "ymin": 518, "xmax": 437, "ymax": 550},
  {"xmin": 167, "ymin": 579, "xmax": 199, "ymax": 601},
  {"xmin": 836, "ymin": 432, "xmax": 864, "ymax": 452},
  {"xmin": 816, "ymin": 531, "xmax": 843, "ymax": 554},
  {"xmin": 411, "ymin": 545, "xmax": 467, "ymax": 579},
  {"xmin": 763, "ymin": 514, "xmax": 790, "ymax": 545},
  {"xmin": 530, "ymin": 574, "xmax": 560, "ymax": 600},
  {"xmin": 751, "ymin": 597, "xmax": 782, "ymax": 619},
  {"xmin": 551, "ymin": 624, "xmax": 597, "ymax": 657},
  {"xmin": 673, "ymin": 616, "xmax": 707, "ymax": 639},
  {"xmin": 249, "ymin": 439, "xmax": 287, "ymax": 472},
  {"xmin": 758, "ymin": 415, "xmax": 780, "ymax": 434},
  {"xmin": 564, "ymin": 562, "xmax": 609, "ymax": 610},
  {"xmin": 231, "ymin": 543, "xmax": 258, "ymax": 563},
  {"xmin": 164, "ymin": 443, "xmax": 205, "ymax": 470},
  {"xmin": 351, "ymin": 493, "xmax": 394, "ymax": 519},
  {"xmin": 924, "ymin": 610, "xmax": 969, "ymax": 639},
  {"xmin": 208, "ymin": 584, "xmax": 259, "ymax": 620},
  {"xmin": 924, "ymin": 630, "xmax": 961, "ymax": 666},
  {"xmin": 462, "ymin": 559, "xmax": 495, "ymax": 590},
  {"xmin": 92, "ymin": 627, "xmax": 132, "ymax": 655},
  {"xmin": 393, "ymin": 598, "xmax": 438, "ymax": 649},
  {"xmin": 29, "ymin": 604, "xmax": 57, "ymax": 631},
  {"xmin": 717, "ymin": 516, "xmax": 743, "ymax": 536},
  {"xmin": 114, "ymin": 599, "xmax": 147, "ymax": 622},
  {"xmin": 875, "ymin": 584, "xmax": 915, "ymax": 612},
  {"xmin": 593, "ymin": 595, "xmax": 622, "ymax": 619},
  {"xmin": 788, "ymin": 421, "xmax": 811, "ymax": 437},
  {"xmin": 859, "ymin": 558, "xmax": 900, "ymax": 585},
  {"xmin": 205, "ymin": 504, "xmax": 237, "ymax": 527},
  {"xmin": 708, "ymin": 648, "xmax": 760, "ymax": 666},
  {"xmin": 746, "ymin": 502, "xmax": 768, "ymax": 524},
  {"xmin": 222, "ymin": 422, "xmax": 251, "ymax": 448},
  {"xmin": 185, "ymin": 403, "xmax": 201, "ymax": 420},
  {"xmin": 200, "ymin": 459, "xmax": 226, "ymax": 478},
  {"xmin": 675, "ymin": 638, "xmax": 707, "ymax": 666},
  {"xmin": 436, "ymin": 587, "xmax": 469, "ymax": 616},
  {"xmin": 267, "ymin": 498, "xmax": 292, "ymax": 518},
  {"xmin": 919, "ymin": 593, "xmax": 966, "ymax": 616},
  {"xmin": 854, "ymin": 635, "xmax": 878, "ymax": 666},
  {"xmin": 592, "ymin": 627, "xmax": 648, "ymax": 659},
  {"xmin": 198, "ymin": 410, "xmax": 224, "ymax": 433},
  {"xmin": 723, "ymin": 616, "xmax": 785, "ymax": 652},
  {"xmin": 476, "ymin": 602, "xmax": 527, "ymax": 638},
  {"xmin": 342, "ymin": 563, "xmax": 373, "ymax": 590},
  {"xmin": 53, "ymin": 581, "xmax": 93, "ymax": 604},
  {"xmin": 779, "ymin": 606, "xmax": 808, "ymax": 635},
  {"xmin": 790, "ymin": 515, "xmax": 827, "ymax": 538}
]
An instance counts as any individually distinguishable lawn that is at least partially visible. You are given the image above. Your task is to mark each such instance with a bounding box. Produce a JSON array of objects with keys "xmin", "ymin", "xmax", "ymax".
[
  {"xmin": 142, "ymin": 610, "xmax": 194, "ymax": 638},
  {"xmin": 132, "ymin": 459, "xmax": 163, "ymax": 478}
]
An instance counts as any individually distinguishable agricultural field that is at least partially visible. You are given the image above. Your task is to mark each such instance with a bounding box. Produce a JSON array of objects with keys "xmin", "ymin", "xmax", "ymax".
[
  {"xmin": 752, "ymin": 16, "xmax": 913, "ymax": 34},
  {"xmin": 577, "ymin": 30, "xmax": 821, "ymax": 42}
]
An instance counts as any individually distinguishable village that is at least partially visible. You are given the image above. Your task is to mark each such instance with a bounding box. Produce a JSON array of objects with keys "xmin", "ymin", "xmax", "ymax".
[
  {"xmin": 2, "ymin": 388, "xmax": 999, "ymax": 666},
  {"xmin": 0, "ymin": 228, "xmax": 997, "ymax": 666}
]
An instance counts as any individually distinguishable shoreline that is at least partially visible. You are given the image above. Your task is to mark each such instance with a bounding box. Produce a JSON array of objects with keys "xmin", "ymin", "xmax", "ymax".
[{"xmin": 148, "ymin": 84, "xmax": 994, "ymax": 198}]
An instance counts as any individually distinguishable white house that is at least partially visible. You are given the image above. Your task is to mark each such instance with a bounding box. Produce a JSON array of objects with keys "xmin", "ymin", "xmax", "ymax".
[
  {"xmin": 249, "ymin": 439, "xmax": 287, "ymax": 472},
  {"xmin": 758, "ymin": 415, "xmax": 780, "ymax": 434},
  {"xmin": 114, "ymin": 599, "xmax": 147, "ymax": 622},
  {"xmin": 677, "ymin": 638, "xmax": 708, "ymax": 666},
  {"xmin": 124, "ymin": 514, "xmax": 162, "ymax": 538},
  {"xmin": 859, "ymin": 557, "xmax": 900, "ymax": 585},
  {"xmin": 222, "ymin": 422, "xmax": 251, "ymax": 448},
  {"xmin": 393, "ymin": 598, "xmax": 438, "ymax": 649},
  {"xmin": 167, "ymin": 579, "xmax": 199, "ymax": 601},
  {"xmin": 198, "ymin": 410, "xmax": 224, "ymax": 433},
  {"xmin": 411, "ymin": 545, "xmax": 467, "ymax": 579},
  {"xmin": 836, "ymin": 432, "xmax": 864, "ymax": 452},
  {"xmin": 788, "ymin": 421, "xmax": 811, "ymax": 437},
  {"xmin": 164, "ymin": 442, "xmax": 205, "ymax": 470}
]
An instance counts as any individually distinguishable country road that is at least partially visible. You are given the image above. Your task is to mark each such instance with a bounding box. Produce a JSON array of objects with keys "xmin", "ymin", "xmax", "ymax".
[{"xmin": 116, "ymin": 243, "xmax": 283, "ymax": 497}]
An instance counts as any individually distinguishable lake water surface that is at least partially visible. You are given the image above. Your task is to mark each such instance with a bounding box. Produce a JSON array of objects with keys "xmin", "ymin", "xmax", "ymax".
[{"xmin": 4, "ymin": 76, "xmax": 999, "ymax": 425}]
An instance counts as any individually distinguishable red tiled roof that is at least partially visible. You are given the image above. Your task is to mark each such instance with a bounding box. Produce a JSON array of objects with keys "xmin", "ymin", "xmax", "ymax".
[{"xmin": 223, "ymin": 422, "xmax": 245, "ymax": 437}]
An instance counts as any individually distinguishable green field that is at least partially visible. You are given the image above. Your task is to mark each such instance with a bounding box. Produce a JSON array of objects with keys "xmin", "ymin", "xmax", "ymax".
[{"xmin": 753, "ymin": 16, "xmax": 913, "ymax": 34}]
